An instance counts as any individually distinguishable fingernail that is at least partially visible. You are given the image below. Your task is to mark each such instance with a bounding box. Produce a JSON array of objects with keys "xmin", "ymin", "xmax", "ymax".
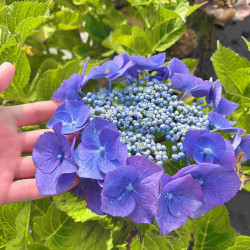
[{"xmin": 0, "ymin": 62, "xmax": 14, "ymax": 70}]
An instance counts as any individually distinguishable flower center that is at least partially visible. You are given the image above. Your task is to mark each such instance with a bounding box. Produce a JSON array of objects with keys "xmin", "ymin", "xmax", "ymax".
[
  {"xmin": 166, "ymin": 192, "xmax": 173, "ymax": 199},
  {"xmin": 99, "ymin": 146, "xmax": 105, "ymax": 154},
  {"xmin": 126, "ymin": 183, "xmax": 133, "ymax": 192},
  {"xmin": 204, "ymin": 148, "xmax": 213, "ymax": 154},
  {"xmin": 105, "ymin": 69, "xmax": 110, "ymax": 74},
  {"xmin": 57, "ymin": 154, "xmax": 63, "ymax": 161},
  {"xmin": 198, "ymin": 178, "xmax": 204, "ymax": 185}
]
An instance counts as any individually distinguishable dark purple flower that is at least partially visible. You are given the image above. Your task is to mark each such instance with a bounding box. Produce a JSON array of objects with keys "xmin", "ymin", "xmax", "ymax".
[
  {"xmin": 183, "ymin": 130, "xmax": 236, "ymax": 170},
  {"xmin": 52, "ymin": 60, "xmax": 89, "ymax": 101},
  {"xmin": 171, "ymin": 163, "xmax": 241, "ymax": 218},
  {"xmin": 208, "ymin": 112, "xmax": 237, "ymax": 130},
  {"xmin": 72, "ymin": 178, "xmax": 105, "ymax": 215},
  {"xmin": 74, "ymin": 117, "xmax": 127, "ymax": 180},
  {"xmin": 171, "ymin": 74, "xmax": 212, "ymax": 98},
  {"xmin": 155, "ymin": 174, "xmax": 203, "ymax": 235},
  {"xmin": 47, "ymin": 100, "xmax": 90, "ymax": 134},
  {"xmin": 101, "ymin": 156, "xmax": 163, "ymax": 223},
  {"xmin": 33, "ymin": 123, "xmax": 78, "ymax": 195}
]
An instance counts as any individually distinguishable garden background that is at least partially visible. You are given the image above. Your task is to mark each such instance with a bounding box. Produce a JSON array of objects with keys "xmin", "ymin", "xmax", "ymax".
[{"xmin": 0, "ymin": 0, "xmax": 250, "ymax": 249}]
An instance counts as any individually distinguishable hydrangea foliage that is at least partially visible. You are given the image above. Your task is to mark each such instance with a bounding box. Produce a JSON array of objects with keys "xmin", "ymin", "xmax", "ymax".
[{"xmin": 32, "ymin": 52, "xmax": 247, "ymax": 236}]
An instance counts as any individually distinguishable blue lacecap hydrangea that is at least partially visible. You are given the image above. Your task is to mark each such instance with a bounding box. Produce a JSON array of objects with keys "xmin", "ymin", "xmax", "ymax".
[{"xmin": 32, "ymin": 52, "xmax": 249, "ymax": 236}]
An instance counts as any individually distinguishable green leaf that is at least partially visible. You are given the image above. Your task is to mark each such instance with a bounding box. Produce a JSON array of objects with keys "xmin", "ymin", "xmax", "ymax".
[
  {"xmin": 163, "ymin": 158, "xmax": 189, "ymax": 176},
  {"xmin": 36, "ymin": 60, "xmax": 83, "ymax": 101},
  {"xmin": 55, "ymin": 10, "xmax": 85, "ymax": 30},
  {"xmin": 186, "ymin": 3, "xmax": 206, "ymax": 17},
  {"xmin": 193, "ymin": 206, "xmax": 236, "ymax": 249},
  {"xmin": 30, "ymin": 198, "xmax": 51, "ymax": 223},
  {"xmin": 242, "ymin": 37, "xmax": 250, "ymax": 52},
  {"xmin": 16, "ymin": 16, "xmax": 47, "ymax": 43},
  {"xmin": 73, "ymin": 221, "xmax": 113, "ymax": 250},
  {"xmin": 228, "ymin": 236, "xmax": 250, "ymax": 249},
  {"xmin": 0, "ymin": 1, "xmax": 50, "ymax": 33},
  {"xmin": 33, "ymin": 204, "xmax": 75, "ymax": 249},
  {"xmin": 53, "ymin": 191, "xmax": 105, "ymax": 223},
  {"xmin": 131, "ymin": 219, "xmax": 193, "ymax": 250},
  {"xmin": 0, "ymin": 202, "xmax": 23, "ymax": 242},
  {"xmin": 4, "ymin": 49, "xmax": 31, "ymax": 102},
  {"xmin": 6, "ymin": 202, "xmax": 32, "ymax": 250},
  {"xmin": 0, "ymin": 25, "xmax": 16, "ymax": 53},
  {"xmin": 182, "ymin": 58, "xmax": 198, "ymax": 73},
  {"xmin": 211, "ymin": 41, "xmax": 250, "ymax": 95},
  {"xmin": 85, "ymin": 13, "xmax": 109, "ymax": 40}
]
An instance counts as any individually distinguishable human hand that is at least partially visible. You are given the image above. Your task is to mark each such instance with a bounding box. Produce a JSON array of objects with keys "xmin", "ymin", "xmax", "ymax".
[{"xmin": 0, "ymin": 62, "xmax": 80, "ymax": 205}]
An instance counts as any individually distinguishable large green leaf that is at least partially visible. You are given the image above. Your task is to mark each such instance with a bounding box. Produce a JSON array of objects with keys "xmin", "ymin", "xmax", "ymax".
[
  {"xmin": 193, "ymin": 206, "xmax": 235, "ymax": 249},
  {"xmin": 36, "ymin": 60, "xmax": 83, "ymax": 101},
  {"xmin": 5, "ymin": 202, "xmax": 32, "ymax": 250},
  {"xmin": 53, "ymin": 191, "xmax": 104, "ymax": 223},
  {"xmin": 33, "ymin": 204, "xmax": 75, "ymax": 249},
  {"xmin": 211, "ymin": 41, "xmax": 250, "ymax": 96},
  {"xmin": 130, "ymin": 219, "xmax": 193, "ymax": 250},
  {"xmin": 228, "ymin": 236, "xmax": 250, "ymax": 249},
  {"xmin": 0, "ymin": 202, "xmax": 23, "ymax": 243},
  {"xmin": 0, "ymin": 1, "xmax": 49, "ymax": 33}
]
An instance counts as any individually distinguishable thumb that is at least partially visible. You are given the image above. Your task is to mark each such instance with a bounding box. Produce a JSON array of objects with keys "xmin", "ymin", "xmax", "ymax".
[{"xmin": 0, "ymin": 62, "xmax": 15, "ymax": 93}]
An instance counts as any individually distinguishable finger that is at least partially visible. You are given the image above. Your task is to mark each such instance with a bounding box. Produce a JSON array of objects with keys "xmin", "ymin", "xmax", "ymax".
[
  {"xmin": 6, "ymin": 100, "xmax": 62, "ymax": 127},
  {"xmin": 15, "ymin": 156, "xmax": 36, "ymax": 180},
  {"xmin": 19, "ymin": 129, "xmax": 77, "ymax": 153},
  {"xmin": 4, "ymin": 174, "xmax": 80, "ymax": 204},
  {"xmin": 0, "ymin": 62, "xmax": 15, "ymax": 93}
]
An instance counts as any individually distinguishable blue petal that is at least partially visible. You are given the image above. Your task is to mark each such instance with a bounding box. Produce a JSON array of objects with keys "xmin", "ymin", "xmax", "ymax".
[
  {"xmin": 190, "ymin": 79, "xmax": 213, "ymax": 98},
  {"xmin": 167, "ymin": 58, "xmax": 189, "ymax": 78},
  {"xmin": 183, "ymin": 130, "xmax": 209, "ymax": 157},
  {"xmin": 161, "ymin": 173, "xmax": 172, "ymax": 188},
  {"xmin": 189, "ymin": 203, "xmax": 215, "ymax": 218},
  {"xmin": 163, "ymin": 175, "xmax": 203, "ymax": 217},
  {"xmin": 75, "ymin": 144, "xmax": 104, "ymax": 180},
  {"xmin": 240, "ymin": 135, "xmax": 250, "ymax": 160},
  {"xmin": 212, "ymin": 80, "xmax": 222, "ymax": 108},
  {"xmin": 215, "ymin": 98, "xmax": 239, "ymax": 116},
  {"xmin": 213, "ymin": 140, "xmax": 236, "ymax": 170},
  {"xmin": 99, "ymin": 128, "xmax": 120, "ymax": 160},
  {"xmin": 66, "ymin": 89, "xmax": 82, "ymax": 101},
  {"xmin": 171, "ymin": 73, "xmax": 199, "ymax": 93},
  {"xmin": 208, "ymin": 112, "xmax": 237, "ymax": 129},
  {"xmin": 72, "ymin": 178, "xmax": 105, "ymax": 215},
  {"xmin": 155, "ymin": 196, "xmax": 188, "ymax": 236},
  {"xmin": 231, "ymin": 129, "xmax": 245, "ymax": 149}
]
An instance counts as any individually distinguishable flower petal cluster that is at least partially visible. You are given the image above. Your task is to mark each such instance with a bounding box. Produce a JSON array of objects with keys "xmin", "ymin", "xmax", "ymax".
[
  {"xmin": 33, "ymin": 123, "xmax": 78, "ymax": 195},
  {"xmin": 74, "ymin": 117, "xmax": 127, "ymax": 180},
  {"xmin": 47, "ymin": 100, "xmax": 90, "ymax": 134},
  {"xmin": 183, "ymin": 130, "xmax": 236, "ymax": 170},
  {"xmin": 101, "ymin": 156, "xmax": 163, "ymax": 223}
]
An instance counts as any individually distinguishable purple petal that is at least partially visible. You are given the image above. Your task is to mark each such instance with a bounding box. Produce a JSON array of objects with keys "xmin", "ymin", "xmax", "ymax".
[
  {"xmin": 183, "ymin": 130, "xmax": 209, "ymax": 157},
  {"xmin": 163, "ymin": 175, "xmax": 203, "ymax": 217},
  {"xmin": 171, "ymin": 73, "xmax": 199, "ymax": 93},
  {"xmin": 214, "ymin": 140, "xmax": 236, "ymax": 170},
  {"xmin": 155, "ymin": 198, "xmax": 188, "ymax": 236},
  {"xmin": 66, "ymin": 89, "xmax": 82, "ymax": 101},
  {"xmin": 208, "ymin": 112, "xmax": 237, "ymax": 129},
  {"xmin": 72, "ymin": 178, "xmax": 105, "ymax": 215},
  {"xmin": 168, "ymin": 58, "xmax": 189, "ymax": 78},
  {"xmin": 189, "ymin": 203, "xmax": 215, "ymax": 218},
  {"xmin": 99, "ymin": 128, "xmax": 120, "ymax": 160},
  {"xmin": 190, "ymin": 80, "xmax": 213, "ymax": 98},
  {"xmin": 212, "ymin": 80, "xmax": 222, "ymax": 108},
  {"xmin": 161, "ymin": 173, "xmax": 172, "ymax": 188},
  {"xmin": 240, "ymin": 135, "xmax": 250, "ymax": 160},
  {"xmin": 215, "ymin": 98, "xmax": 239, "ymax": 116},
  {"xmin": 74, "ymin": 144, "xmax": 104, "ymax": 180},
  {"xmin": 231, "ymin": 129, "xmax": 245, "ymax": 149}
]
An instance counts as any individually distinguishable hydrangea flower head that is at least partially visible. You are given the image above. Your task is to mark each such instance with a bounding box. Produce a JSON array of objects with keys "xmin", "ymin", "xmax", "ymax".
[
  {"xmin": 47, "ymin": 100, "xmax": 90, "ymax": 134},
  {"xmin": 101, "ymin": 156, "xmax": 163, "ymax": 223},
  {"xmin": 33, "ymin": 123, "xmax": 78, "ymax": 195},
  {"xmin": 156, "ymin": 174, "xmax": 203, "ymax": 235},
  {"xmin": 183, "ymin": 130, "xmax": 236, "ymax": 170},
  {"xmin": 74, "ymin": 117, "xmax": 127, "ymax": 180},
  {"xmin": 52, "ymin": 60, "xmax": 89, "ymax": 101}
]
